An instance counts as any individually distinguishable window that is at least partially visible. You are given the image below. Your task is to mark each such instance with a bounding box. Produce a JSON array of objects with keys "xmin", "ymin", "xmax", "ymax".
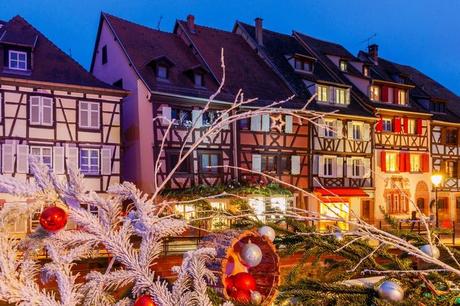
[
  {"xmin": 167, "ymin": 152, "xmax": 191, "ymax": 174},
  {"xmin": 324, "ymin": 120, "xmax": 336, "ymax": 138},
  {"xmin": 398, "ymin": 89, "xmax": 407, "ymax": 105},
  {"xmin": 202, "ymin": 110, "xmax": 218, "ymax": 126},
  {"xmin": 431, "ymin": 101, "xmax": 446, "ymax": 113},
  {"xmin": 446, "ymin": 129, "xmax": 458, "ymax": 145},
  {"xmin": 387, "ymin": 192, "xmax": 408, "ymax": 214},
  {"xmin": 80, "ymin": 148, "xmax": 99, "ymax": 175},
  {"xmin": 382, "ymin": 119, "xmax": 392, "ymax": 132},
  {"xmin": 410, "ymin": 154, "xmax": 421, "ymax": 172},
  {"xmin": 363, "ymin": 65, "xmax": 369, "ymax": 77},
  {"xmin": 194, "ymin": 73, "xmax": 204, "ymax": 87},
  {"xmin": 249, "ymin": 197, "xmax": 265, "ymax": 221},
  {"xmin": 370, "ymin": 85, "xmax": 380, "ymax": 101},
  {"xmin": 294, "ymin": 58, "xmax": 312, "ymax": 72},
  {"xmin": 30, "ymin": 96, "xmax": 53, "ymax": 126},
  {"xmin": 239, "ymin": 118, "xmax": 250, "ymax": 130},
  {"xmin": 199, "ymin": 152, "xmax": 220, "ymax": 174},
  {"xmin": 339, "ymin": 60, "xmax": 348, "ymax": 72},
  {"xmin": 261, "ymin": 155, "xmax": 276, "ymax": 173},
  {"xmin": 352, "ymin": 123, "xmax": 362, "ymax": 140},
  {"xmin": 171, "ymin": 108, "xmax": 192, "ymax": 128},
  {"xmin": 30, "ymin": 147, "xmax": 53, "ymax": 169},
  {"xmin": 175, "ymin": 204, "xmax": 196, "ymax": 221},
  {"xmin": 79, "ymin": 101, "xmax": 100, "ymax": 129},
  {"xmin": 352, "ymin": 158, "xmax": 363, "ymax": 178},
  {"xmin": 102, "ymin": 45, "xmax": 108, "ymax": 65},
  {"xmin": 335, "ymin": 88, "xmax": 348, "ymax": 105},
  {"xmin": 407, "ymin": 119, "xmax": 416, "ymax": 134},
  {"xmin": 8, "ymin": 50, "xmax": 27, "ymax": 70},
  {"xmin": 156, "ymin": 65, "xmax": 168, "ymax": 79},
  {"xmin": 279, "ymin": 156, "xmax": 291, "ymax": 174},
  {"xmin": 323, "ymin": 157, "xmax": 334, "ymax": 177},
  {"xmin": 385, "ymin": 153, "xmax": 397, "ymax": 172},
  {"xmin": 446, "ymin": 161, "xmax": 458, "ymax": 178},
  {"xmin": 317, "ymin": 85, "xmax": 328, "ymax": 102}
]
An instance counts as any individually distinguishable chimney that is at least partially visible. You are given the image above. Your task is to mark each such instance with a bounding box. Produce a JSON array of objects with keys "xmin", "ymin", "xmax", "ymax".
[
  {"xmin": 255, "ymin": 17, "xmax": 263, "ymax": 46},
  {"xmin": 187, "ymin": 14, "xmax": 196, "ymax": 33},
  {"xmin": 368, "ymin": 44, "xmax": 378, "ymax": 63}
]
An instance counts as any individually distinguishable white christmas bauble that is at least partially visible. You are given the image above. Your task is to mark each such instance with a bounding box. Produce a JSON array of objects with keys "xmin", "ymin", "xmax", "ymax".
[
  {"xmin": 258, "ymin": 226, "xmax": 276, "ymax": 242},
  {"xmin": 240, "ymin": 241, "xmax": 263, "ymax": 267},
  {"xmin": 333, "ymin": 231, "xmax": 344, "ymax": 241},
  {"xmin": 250, "ymin": 290, "xmax": 263, "ymax": 305},
  {"xmin": 420, "ymin": 244, "xmax": 440, "ymax": 259},
  {"xmin": 377, "ymin": 281, "xmax": 404, "ymax": 302}
]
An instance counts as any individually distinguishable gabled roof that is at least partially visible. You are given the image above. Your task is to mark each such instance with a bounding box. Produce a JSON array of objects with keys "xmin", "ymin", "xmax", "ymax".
[
  {"xmin": 176, "ymin": 20, "xmax": 295, "ymax": 106},
  {"xmin": 0, "ymin": 15, "xmax": 120, "ymax": 92},
  {"xmin": 100, "ymin": 13, "xmax": 221, "ymax": 100}
]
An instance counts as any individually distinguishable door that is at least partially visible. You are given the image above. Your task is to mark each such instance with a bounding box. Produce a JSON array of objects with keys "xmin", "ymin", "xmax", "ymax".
[{"xmin": 361, "ymin": 200, "xmax": 371, "ymax": 221}]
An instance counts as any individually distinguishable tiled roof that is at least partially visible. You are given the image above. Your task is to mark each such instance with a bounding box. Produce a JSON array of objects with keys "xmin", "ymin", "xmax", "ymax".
[
  {"xmin": 176, "ymin": 20, "xmax": 294, "ymax": 105},
  {"xmin": 103, "ymin": 13, "xmax": 223, "ymax": 100},
  {"xmin": 0, "ymin": 16, "xmax": 117, "ymax": 91}
]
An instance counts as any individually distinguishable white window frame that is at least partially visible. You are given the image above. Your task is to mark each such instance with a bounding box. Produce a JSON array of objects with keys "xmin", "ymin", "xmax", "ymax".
[
  {"xmin": 339, "ymin": 60, "xmax": 348, "ymax": 72},
  {"xmin": 409, "ymin": 154, "xmax": 421, "ymax": 173},
  {"xmin": 398, "ymin": 89, "xmax": 407, "ymax": 105},
  {"xmin": 382, "ymin": 119, "xmax": 392, "ymax": 132},
  {"xmin": 30, "ymin": 146, "xmax": 53, "ymax": 169},
  {"xmin": 335, "ymin": 87, "xmax": 348, "ymax": 105},
  {"xmin": 324, "ymin": 120, "xmax": 336, "ymax": 138},
  {"xmin": 317, "ymin": 85, "xmax": 329, "ymax": 102},
  {"xmin": 30, "ymin": 96, "xmax": 53, "ymax": 126},
  {"xmin": 79, "ymin": 148, "xmax": 100, "ymax": 175},
  {"xmin": 156, "ymin": 65, "xmax": 168, "ymax": 79},
  {"xmin": 370, "ymin": 85, "xmax": 380, "ymax": 101},
  {"xmin": 385, "ymin": 152, "xmax": 398, "ymax": 172},
  {"xmin": 8, "ymin": 50, "xmax": 27, "ymax": 71},
  {"xmin": 351, "ymin": 158, "xmax": 364, "ymax": 178},
  {"xmin": 323, "ymin": 156, "xmax": 334, "ymax": 177},
  {"xmin": 194, "ymin": 73, "xmax": 204, "ymax": 87},
  {"xmin": 352, "ymin": 122, "xmax": 362, "ymax": 140},
  {"xmin": 79, "ymin": 101, "xmax": 100, "ymax": 129}
]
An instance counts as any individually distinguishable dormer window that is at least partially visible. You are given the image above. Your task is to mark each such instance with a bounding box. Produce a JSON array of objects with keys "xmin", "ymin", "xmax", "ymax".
[
  {"xmin": 194, "ymin": 72, "xmax": 204, "ymax": 87},
  {"xmin": 363, "ymin": 65, "xmax": 369, "ymax": 77},
  {"xmin": 156, "ymin": 64, "xmax": 168, "ymax": 80},
  {"xmin": 294, "ymin": 58, "xmax": 312, "ymax": 72},
  {"xmin": 431, "ymin": 101, "xmax": 446, "ymax": 113},
  {"xmin": 339, "ymin": 60, "xmax": 348, "ymax": 72},
  {"xmin": 8, "ymin": 50, "xmax": 27, "ymax": 71}
]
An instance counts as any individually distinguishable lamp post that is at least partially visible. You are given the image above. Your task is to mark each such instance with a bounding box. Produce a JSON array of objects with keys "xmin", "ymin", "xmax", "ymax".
[{"xmin": 431, "ymin": 173, "xmax": 443, "ymax": 228}]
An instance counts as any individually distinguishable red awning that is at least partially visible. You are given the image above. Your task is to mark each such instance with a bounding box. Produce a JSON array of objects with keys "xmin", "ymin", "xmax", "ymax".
[{"xmin": 313, "ymin": 188, "xmax": 368, "ymax": 197}]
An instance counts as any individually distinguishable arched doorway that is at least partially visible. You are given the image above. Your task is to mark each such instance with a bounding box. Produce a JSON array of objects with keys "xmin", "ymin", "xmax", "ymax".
[{"xmin": 415, "ymin": 181, "xmax": 430, "ymax": 216}]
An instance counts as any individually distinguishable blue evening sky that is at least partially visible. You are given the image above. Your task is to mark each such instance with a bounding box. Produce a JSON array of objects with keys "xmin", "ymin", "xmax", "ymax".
[{"xmin": 1, "ymin": 0, "xmax": 459, "ymax": 94}]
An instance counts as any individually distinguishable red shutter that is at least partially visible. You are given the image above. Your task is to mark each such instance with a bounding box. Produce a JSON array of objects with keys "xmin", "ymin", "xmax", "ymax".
[
  {"xmin": 394, "ymin": 89, "xmax": 399, "ymax": 104},
  {"xmin": 381, "ymin": 86, "xmax": 389, "ymax": 102},
  {"xmin": 399, "ymin": 152, "xmax": 405, "ymax": 172},
  {"xmin": 421, "ymin": 154, "xmax": 429, "ymax": 172},
  {"xmin": 393, "ymin": 117, "xmax": 401, "ymax": 133},
  {"xmin": 406, "ymin": 153, "xmax": 411, "ymax": 172},
  {"xmin": 416, "ymin": 119, "xmax": 423, "ymax": 135},
  {"xmin": 376, "ymin": 116, "xmax": 383, "ymax": 132},
  {"xmin": 380, "ymin": 151, "xmax": 386, "ymax": 172},
  {"xmin": 403, "ymin": 117, "xmax": 409, "ymax": 134}
]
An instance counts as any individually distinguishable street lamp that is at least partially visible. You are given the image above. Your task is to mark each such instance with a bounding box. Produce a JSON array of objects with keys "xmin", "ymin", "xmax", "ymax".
[{"xmin": 431, "ymin": 173, "xmax": 443, "ymax": 228}]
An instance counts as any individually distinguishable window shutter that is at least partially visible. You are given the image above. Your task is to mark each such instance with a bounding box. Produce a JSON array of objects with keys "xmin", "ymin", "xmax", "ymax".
[
  {"xmin": 291, "ymin": 155, "xmax": 300, "ymax": 175},
  {"xmin": 79, "ymin": 102, "xmax": 88, "ymax": 127},
  {"xmin": 416, "ymin": 119, "xmax": 423, "ymax": 135},
  {"xmin": 250, "ymin": 115, "xmax": 261, "ymax": 131},
  {"xmin": 101, "ymin": 148, "xmax": 112, "ymax": 175},
  {"xmin": 162, "ymin": 106, "xmax": 171, "ymax": 125},
  {"xmin": 261, "ymin": 114, "xmax": 270, "ymax": 132},
  {"xmin": 394, "ymin": 89, "xmax": 399, "ymax": 104},
  {"xmin": 285, "ymin": 115, "xmax": 293, "ymax": 133},
  {"xmin": 318, "ymin": 156, "xmax": 324, "ymax": 177},
  {"xmin": 363, "ymin": 158, "xmax": 371, "ymax": 178},
  {"xmin": 376, "ymin": 116, "xmax": 383, "ymax": 132},
  {"xmin": 347, "ymin": 121, "xmax": 353, "ymax": 139},
  {"xmin": 313, "ymin": 155, "xmax": 319, "ymax": 175},
  {"xmin": 399, "ymin": 152, "xmax": 406, "ymax": 172},
  {"xmin": 2, "ymin": 144, "xmax": 14, "ymax": 174},
  {"xmin": 329, "ymin": 86, "xmax": 335, "ymax": 103},
  {"xmin": 221, "ymin": 112, "xmax": 230, "ymax": 130},
  {"xmin": 387, "ymin": 88, "xmax": 394, "ymax": 103},
  {"xmin": 318, "ymin": 118, "xmax": 325, "ymax": 137},
  {"xmin": 380, "ymin": 151, "xmax": 386, "ymax": 172},
  {"xmin": 381, "ymin": 86, "xmax": 389, "ymax": 102},
  {"xmin": 336, "ymin": 157, "xmax": 343, "ymax": 177},
  {"xmin": 345, "ymin": 89, "xmax": 350, "ymax": 104},
  {"xmin": 30, "ymin": 96, "xmax": 41, "ymax": 124},
  {"xmin": 331, "ymin": 158, "xmax": 337, "ymax": 177},
  {"xmin": 336, "ymin": 120, "xmax": 343, "ymax": 138},
  {"xmin": 393, "ymin": 117, "xmax": 401, "ymax": 133},
  {"xmin": 421, "ymin": 154, "xmax": 429, "ymax": 172},
  {"xmin": 192, "ymin": 110, "xmax": 203, "ymax": 128},
  {"xmin": 252, "ymin": 154, "xmax": 261, "ymax": 172},
  {"xmin": 16, "ymin": 144, "xmax": 28, "ymax": 174},
  {"xmin": 53, "ymin": 147, "xmax": 65, "ymax": 174},
  {"xmin": 66, "ymin": 146, "xmax": 78, "ymax": 169},
  {"xmin": 346, "ymin": 157, "xmax": 352, "ymax": 177},
  {"xmin": 362, "ymin": 123, "xmax": 370, "ymax": 141},
  {"xmin": 403, "ymin": 117, "xmax": 408, "ymax": 133},
  {"xmin": 42, "ymin": 97, "xmax": 53, "ymax": 126}
]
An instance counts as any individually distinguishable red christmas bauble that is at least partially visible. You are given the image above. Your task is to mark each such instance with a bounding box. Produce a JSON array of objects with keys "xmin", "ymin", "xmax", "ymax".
[
  {"xmin": 134, "ymin": 295, "xmax": 155, "ymax": 306},
  {"xmin": 40, "ymin": 206, "xmax": 67, "ymax": 232},
  {"xmin": 225, "ymin": 275, "xmax": 238, "ymax": 296},
  {"xmin": 234, "ymin": 289, "xmax": 251, "ymax": 304},
  {"xmin": 232, "ymin": 272, "xmax": 256, "ymax": 291}
]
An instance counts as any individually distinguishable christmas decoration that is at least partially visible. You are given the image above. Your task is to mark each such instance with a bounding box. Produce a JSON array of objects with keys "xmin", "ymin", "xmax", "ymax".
[
  {"xmin": 134, "ymin": 295, "xmax": 156, "ymax": 306},
  {"xmin": 257, "ymin": 226, "xmax": 275, "ymax": 242},
  {"xmin": 233, "ymin": 272, "xmax": 256, "ymax": 291},
  {"xmin": 250, "ymin": 290, "xmax": 263, "ymax": 304},
  {"xmin": 39, "ymin": 206, "xmax": 67, "ymax": 232},
  {"xmin": 420, "ymin": 244, "xmax": 440, "ymax": 259},
  {"xmin": 239, "ymin": 240, "xmax": 262, "ymax": 267},
  {"xmin": 233, "ymin": 289, "xmax": 251, "ymax": 304},
  {"xmin": 376, "ymin": 280, "xmax": 404, "ymax": 302},
  {"xmin": 332, "ymin": 230, "xmax": 344, "ymax": 241}
]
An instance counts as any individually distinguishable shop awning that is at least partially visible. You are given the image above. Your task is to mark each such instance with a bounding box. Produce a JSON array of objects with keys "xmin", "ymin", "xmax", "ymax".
[{"xmin": 313, "ymin": 188, "xmax": 369, "ymax": 197}]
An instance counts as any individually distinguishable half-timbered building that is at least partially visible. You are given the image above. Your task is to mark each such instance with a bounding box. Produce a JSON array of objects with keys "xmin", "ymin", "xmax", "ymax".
[
  {"xmin": 0, "ymin": 16, "xmax": 125, "ymax": 235},
  {"xmin": 235, "ymin": 20, "xmax": 375, "ymax": 228}
]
